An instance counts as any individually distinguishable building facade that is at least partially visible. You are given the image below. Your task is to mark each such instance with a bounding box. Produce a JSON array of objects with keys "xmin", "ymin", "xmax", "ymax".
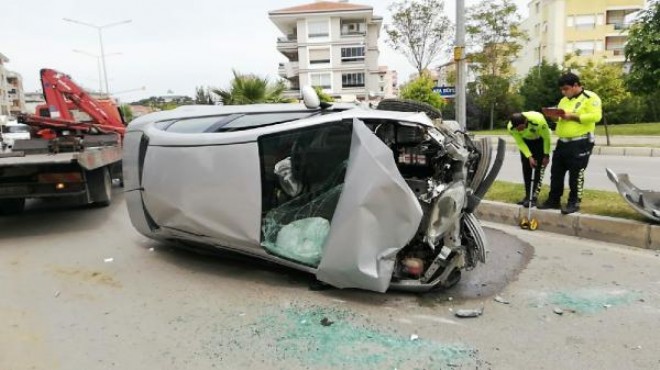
[
  {"xmin": 514, "ymin": 0, "xmax": 646, "ymax": 77},
  {"xmin": 270, "ymin": 1, "xmax": 390, "ymax": 101},
  {"xmin": 0, "ymin": 52, "xmax": 26, "ymax": 116}
]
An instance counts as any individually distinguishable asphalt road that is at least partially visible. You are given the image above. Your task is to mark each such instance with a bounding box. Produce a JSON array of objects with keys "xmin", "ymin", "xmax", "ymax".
[
  {"xmin": 497, "ymin": 153, "xmax": 660, "ymax": 192},
  {"xmin": 2, "ymin": 191, "xmax": 660, "ymax": 369}
]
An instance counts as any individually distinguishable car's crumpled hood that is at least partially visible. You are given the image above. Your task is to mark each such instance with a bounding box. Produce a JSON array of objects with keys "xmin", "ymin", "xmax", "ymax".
[{"xmin": 316, "ymin": 118, "xmax": 423, "ymax": 292}]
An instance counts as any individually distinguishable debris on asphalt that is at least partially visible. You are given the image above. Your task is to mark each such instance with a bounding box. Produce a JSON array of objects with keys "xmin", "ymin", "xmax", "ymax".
[
  {"xmin": 320, "ymin": 317, "xmax": 334, "ymax": 327},
  {"xmin": 239, "ymin": 313, "xmax": 246, "ymax": 317},
  {"xmin": 455, "ymin": 306, "xmax": 484, "ymax": 318},
  {"xmin": 581, "ymin": 250, "xmax": 594, "ymax": 256},
  {"xmin": 103, "ymin": 258, "xmax": 114, "ymax": 263},
  {"xmin": 148, "ymin": 247, "xmax": 155, "ymax": 252},
  {"xmin": 603, "ymin": 304, "xmax": 612, "ymax": 309},
  {"xmin": 447, "ymin": 297, "xmax": 453, "ymax": 302},
  {"xmin": 410, "ymin": 334, "xmax": 419, "ymax": 341},
  {"xmin": 553, "ymin": 307, "xmax": 564, "ymax": 315},
  {"xmin": 494, "ymin": 296, "xmax": 510, "ymax": 304},
  {"xmin": 54, "ymin": 290, "xmax": 61, "ymax": 298}
]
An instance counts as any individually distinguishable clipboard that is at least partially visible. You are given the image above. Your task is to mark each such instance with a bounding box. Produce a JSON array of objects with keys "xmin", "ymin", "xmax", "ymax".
[{"xmin": 542, "ymin": 107, "xmax": 565, "ymax": 116}]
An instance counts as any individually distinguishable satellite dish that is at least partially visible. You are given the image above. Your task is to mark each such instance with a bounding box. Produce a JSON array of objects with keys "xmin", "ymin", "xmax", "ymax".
[{"xmin": 301, "ymin": 85, "xmax": 320, "ymax": 109}]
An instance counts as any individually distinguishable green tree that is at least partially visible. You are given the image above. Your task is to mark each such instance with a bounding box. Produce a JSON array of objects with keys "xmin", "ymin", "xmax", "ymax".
[
  {"xmin": 467, "ymin": 0, "xmax": 527, "ymax": 129},
  {"xmin": 313, "ymin": 86, "xmax": 334, "ymax": 103},
  {"xmin": 119, "ymin": 104, "xmax": 133, "ymax": 123},
  {"xmin": 194, "ymin": 86, "xmax": 214, "ymax": 105},
  {"xmin": 399, "ymin": 72, "xmax": 445, "ymax": 109},
  {"xmin": 624, "ymin": 1, "xmax": 660, "ymax": 95},
  {"xmin": 519, "ymin": 60, "xmax": 563, "ymax": 111},
  {"xmin": 385, "ymin": 0, "xmax": 453, "ymax": 74},
  {"xmin": 565, "ymin": 59, "xmax": 630, "ymax": 123},
  {"xmin": 211, "ymin": 70, "xmax": 292, "ymax": 105}
]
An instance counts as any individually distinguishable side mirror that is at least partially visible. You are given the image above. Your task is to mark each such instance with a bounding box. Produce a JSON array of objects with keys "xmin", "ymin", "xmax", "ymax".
[{"xmin": 301, "ymin": 86, "xmax": 320, "ymax": 110}]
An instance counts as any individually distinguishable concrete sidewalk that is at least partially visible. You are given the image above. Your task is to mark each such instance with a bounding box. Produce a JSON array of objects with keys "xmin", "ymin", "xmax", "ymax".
[
  {"xmin": 475, "ymin": 200, "xmax": 660, "ymax": 250},
  {"xmin": 478, "ymin": 135, "xmax": 660, "ymax": 157}
]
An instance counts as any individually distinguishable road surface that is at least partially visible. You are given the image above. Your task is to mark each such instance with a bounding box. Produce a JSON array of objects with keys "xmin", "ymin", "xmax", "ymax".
[
  {"xmin": 497, "ymin": 152, "xmax": 660, "ymax": 191},
  {"xmin": 1, "ymin": 191, "xmax": 659, "ymax": 369}
]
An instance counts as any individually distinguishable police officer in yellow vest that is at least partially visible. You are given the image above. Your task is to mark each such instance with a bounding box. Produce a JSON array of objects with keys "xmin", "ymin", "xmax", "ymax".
[
  {"xmin": 538, "ymin": 72, "xmax": 602, "ymax": 214},
  {"xmin": 507, "ymin": 111, "xmax": 551, "ymax": 207}
]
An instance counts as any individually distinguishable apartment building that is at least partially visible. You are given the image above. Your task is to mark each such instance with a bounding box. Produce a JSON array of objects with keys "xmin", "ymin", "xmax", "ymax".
[
  {"xmin": 0, "ymin": 52, "xmax": 26, "ymax": 116},
  {"xmin": 269, "ymin": 1, "xmax": 389, "ymax": 101},
  {"xmin": 514, "ymin": 0, "xmax": 646, "ymax": 77}
]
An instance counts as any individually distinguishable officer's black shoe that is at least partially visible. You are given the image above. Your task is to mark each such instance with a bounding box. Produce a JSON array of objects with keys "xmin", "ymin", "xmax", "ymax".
[
  {"xmin": 537, "ymin": 199, "xmax": 561, "ymax": 210},
  {"xmin": 561, "ymin": 202, "xmax": 580, "ymax": 215},
  {"xmin": 521, "ymin": 198, "xmax": 538, "ymax": 208}
]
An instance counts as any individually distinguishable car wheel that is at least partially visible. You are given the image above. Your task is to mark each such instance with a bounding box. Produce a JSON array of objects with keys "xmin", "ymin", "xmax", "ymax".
[
  {"xmin": 87, "ymin": 167, "xmax": 112, "ymax": 207},
  {"xmin": 376, "ymin": 99, "xmax": 442, "ymax": 120},
  {"xmin": 0, "ymin": 198, "xmax": 26, "ymax": 215}
]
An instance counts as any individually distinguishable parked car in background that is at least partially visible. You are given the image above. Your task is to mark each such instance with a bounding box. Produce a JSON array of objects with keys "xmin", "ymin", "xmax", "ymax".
[{"xmin": 123, "ymin": 88, "xmax": 505, "ymax": 293}]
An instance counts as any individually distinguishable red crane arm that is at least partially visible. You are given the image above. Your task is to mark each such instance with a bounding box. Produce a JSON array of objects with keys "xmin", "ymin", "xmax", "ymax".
[{"xmin": 39, "ymin": 68, "xmax": 125, "ymax": 134}]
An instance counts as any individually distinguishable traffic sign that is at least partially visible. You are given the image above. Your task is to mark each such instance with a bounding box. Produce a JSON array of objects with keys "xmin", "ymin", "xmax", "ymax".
[{"xmin": 432, "ymin": 86, "xmax": 456, "ymax": 98}]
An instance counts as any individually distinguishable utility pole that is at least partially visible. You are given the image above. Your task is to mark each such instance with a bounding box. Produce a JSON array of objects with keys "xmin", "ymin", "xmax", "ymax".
[{"xmin": 455, "ymin": 0, "xmax": 467, "ymax": 130}]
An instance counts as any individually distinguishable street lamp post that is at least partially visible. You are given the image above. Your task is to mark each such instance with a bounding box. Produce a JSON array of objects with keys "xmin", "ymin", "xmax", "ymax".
[
  {"xmin": 72, "ymin": 49, "xmax": 122, "ymax": 94},
  {"xmin": 63, "ymin": 18, "xmax": 131, "ymax": 95},
  {"xmin": 455, "ymin": 0, "xmax": 467, "ymax": 130}
]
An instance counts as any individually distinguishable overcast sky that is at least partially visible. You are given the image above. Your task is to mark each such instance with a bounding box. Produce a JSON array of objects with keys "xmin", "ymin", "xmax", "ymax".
[{"xmin": 1, "ymin": 0, "xmax": 528, "ymax": 103}]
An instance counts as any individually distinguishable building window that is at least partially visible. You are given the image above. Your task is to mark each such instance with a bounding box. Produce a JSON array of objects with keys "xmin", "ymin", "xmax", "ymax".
[
  {"xmin": 311, "ymin": 73, "xmax": 332, "ymax": 89},
  {"xmin": 574, "ymin": 15, "xmax": 596, "ymax": 30},
  {"xmin": 341, "ymin": 20, "xmax": 366, "ymax": 36},
  {"xmin": 342, "ymin": 72, "xmax": 365, "ymax": 88},
  {"xmin": 535, "ymin": 1, "xmax": 540, "ymax": 14},
  {"xmin": 566, "ymin": 16, "xmax": 574, "ymax": 27},
  {"xmin": 341, "ymin": 47, "xmax": 365, "ymax": 62},
  {"xmin": 308, "ymin": 20, "xmax": 329, "ymax": 38},
  {"xmin": 574, "ymin": 41, "xmax": 595, "ymax": 55},
  {"xmin": 309, "ymin": 48, "xmax": 331, "ymax": 65}
]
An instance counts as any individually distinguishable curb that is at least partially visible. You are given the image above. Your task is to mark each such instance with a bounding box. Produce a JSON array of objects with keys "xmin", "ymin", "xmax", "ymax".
[{"xmin": 476, "ymin": 200, "xmax": 660, "ymax": 250}]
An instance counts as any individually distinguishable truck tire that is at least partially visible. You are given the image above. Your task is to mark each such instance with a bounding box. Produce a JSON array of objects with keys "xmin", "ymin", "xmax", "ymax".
[
  {"xmin": 0, "ymin": 198, "xmax": 26, "ymax": 215},
  {"xmin": 376, "ymin": 99, "xmax": 442, "ymax": 120},
  {"xmin": 87, "ymin": 167, "xmax": 112, "ymax": 207}
]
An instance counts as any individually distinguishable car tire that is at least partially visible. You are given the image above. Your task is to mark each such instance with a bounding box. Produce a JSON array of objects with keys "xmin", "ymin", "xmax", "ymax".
[
  {"xmin": 376, "ymin": 99, "xmax": 442, "ymax": 120},
  {"xmin": 87, "ymin": 167, "xmax": 112, "ymax": 207},
  {"xmin": 0, "ymin": 198, "xmax": 26, "ymax": 215}
]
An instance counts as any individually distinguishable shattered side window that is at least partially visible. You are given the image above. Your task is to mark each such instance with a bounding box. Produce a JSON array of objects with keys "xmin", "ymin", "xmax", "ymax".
[{"xmin": 258, "ymin": 122, "xmax": 352, "ymax": 267}]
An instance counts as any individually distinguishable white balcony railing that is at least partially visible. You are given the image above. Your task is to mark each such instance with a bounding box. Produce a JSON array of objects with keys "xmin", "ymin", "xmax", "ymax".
[{"xmin": 278, "ymin": 62, "xmax": 299, "ymax": 79}]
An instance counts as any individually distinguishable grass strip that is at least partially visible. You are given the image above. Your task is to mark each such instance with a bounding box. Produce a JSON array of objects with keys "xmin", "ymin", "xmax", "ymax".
[{"xmin": 484, "ymin": 180, "xmax": 647, "ymax": 222}]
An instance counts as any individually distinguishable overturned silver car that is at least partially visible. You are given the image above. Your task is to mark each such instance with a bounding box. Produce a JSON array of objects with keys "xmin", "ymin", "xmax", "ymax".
[{"xmin": 123, "ymin": 91, "xmax": 505, "ymax": 293}]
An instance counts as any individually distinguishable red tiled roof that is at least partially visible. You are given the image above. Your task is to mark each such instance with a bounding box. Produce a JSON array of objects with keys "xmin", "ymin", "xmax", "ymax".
[{"xmin": 270, "ymin": 1, "xmax": 372, "ymax": 15}]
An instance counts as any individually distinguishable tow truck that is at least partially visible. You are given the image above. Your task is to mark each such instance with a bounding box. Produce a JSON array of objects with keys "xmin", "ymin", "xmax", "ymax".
[{"xmin": 0, "ymin": 68, "xmax": 126, "ymax": 215}]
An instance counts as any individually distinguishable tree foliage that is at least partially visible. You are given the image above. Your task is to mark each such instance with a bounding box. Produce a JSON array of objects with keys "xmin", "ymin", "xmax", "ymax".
[
  {"xmin": 194, "ymin": 86, "xmax": 214, "ymax": 105},
  {"xmin": 385, "ymin": 0, "xmax": 453, "ymax": 74},
  {"xmin": 466, "ymin": 0, "xmax": 527, "ymax": 129},
  {"xmin": 519, "ymin": 60, "xmax": 563, "ymax": 111},
  {"xmin": 211, "ymin": 70, "xmax": 292, "ymax": 105},
  {"xmin": 132, "ymin": 95, "xmax": 194, "ymax": 111},
  {"xmin": 119, "ymin": 104, "xmax": 133, "ymax": 123},
  {"xmin": 624, "ymin": 0, "xmax": 660, "ymax": 95},
  {"xmin": 314, "ymin": 86, "xmax": 334, "ymax": 103},
  {"xmin": 399, "ymin": 72, "xmax": 445, "ymax": 109}
]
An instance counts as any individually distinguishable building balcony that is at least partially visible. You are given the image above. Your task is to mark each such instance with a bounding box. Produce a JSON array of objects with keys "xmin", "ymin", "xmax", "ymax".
[
  {"xmin": 277, "ymin": 35, "xmax": 297, "ymax": 47},
  {"xmin": 278, "ymin": 62, "xmax": 299, "ymax": 79}
]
